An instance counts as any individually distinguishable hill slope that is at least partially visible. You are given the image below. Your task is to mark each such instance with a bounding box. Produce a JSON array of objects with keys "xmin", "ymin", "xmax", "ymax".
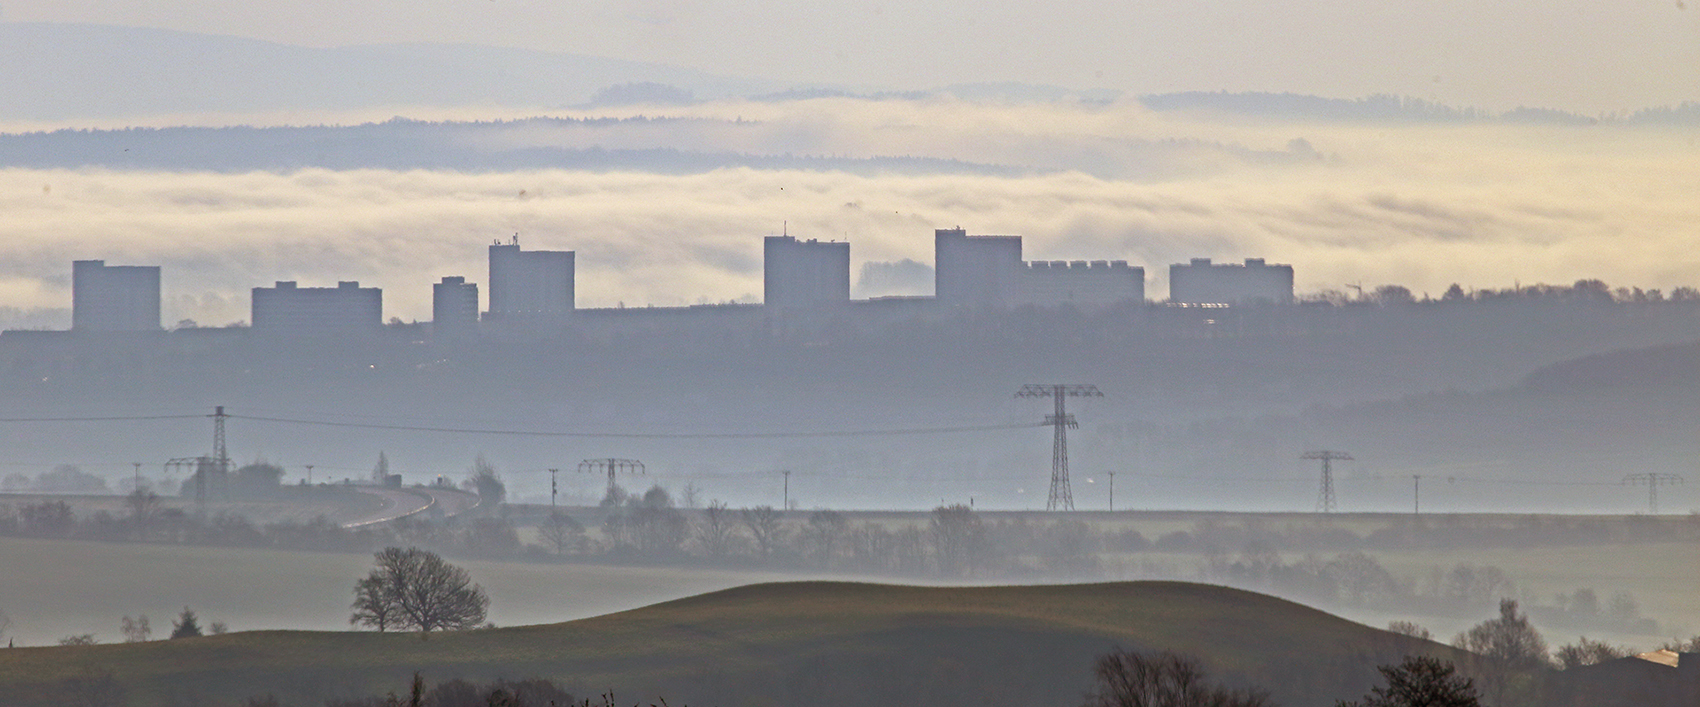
[{"xmin": 0, "ymin": 580, "xmax": 1448, "ymax": 707}]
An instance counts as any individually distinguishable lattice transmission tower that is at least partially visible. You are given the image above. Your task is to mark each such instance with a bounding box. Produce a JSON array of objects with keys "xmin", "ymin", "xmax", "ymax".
[
  {"xmin": 1017, "ymin": 384, "xmax": 1103, "ymax": 511},
  {"xmin": 1623, "ymin": 473, "xmax": 1683, "ymax": 514},
  {"xmin": 1302, "ymin": 450, "xmax": 1352, "ymax": 513},
  {"xmin": 578, "ymin": 458, "xmax": 645, "ymax": 503}
]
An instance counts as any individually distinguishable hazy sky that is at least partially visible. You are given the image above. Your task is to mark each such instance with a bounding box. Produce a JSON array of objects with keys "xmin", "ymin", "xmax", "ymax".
[
  {"xmin": 2, "ymin": 99, "xmax": 1697, "ymax": 326},
  {"xmin": 2, "ymin": 0, "xmax": 1697, "ymax": 113}
]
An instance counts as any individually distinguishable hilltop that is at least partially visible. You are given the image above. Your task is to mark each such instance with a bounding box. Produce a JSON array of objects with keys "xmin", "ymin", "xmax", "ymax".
[{"xmin": 0, "ymin": 580, "xmax": 1446, "ymax": 706}]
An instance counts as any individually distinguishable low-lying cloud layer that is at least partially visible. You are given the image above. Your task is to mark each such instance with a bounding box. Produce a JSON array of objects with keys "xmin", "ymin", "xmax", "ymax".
[{"xmin": 0, "ymin": 98, "xmax": 1694, "ymax": 327}]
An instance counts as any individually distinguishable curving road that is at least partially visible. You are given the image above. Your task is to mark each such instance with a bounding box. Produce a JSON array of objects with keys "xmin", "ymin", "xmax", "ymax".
[
  {"xmin": 337, "ymin": 485, "xmax": 483, "ymax": 528},
  {"xmin": 339, "ymin": 487, "xmax": 435, "ymax": 528}
]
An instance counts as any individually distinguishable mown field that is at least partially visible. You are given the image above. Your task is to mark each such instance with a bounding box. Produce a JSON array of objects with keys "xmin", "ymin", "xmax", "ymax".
[{"xmin": 0, "ymin": 580, "xmax": 1454, "ymax": 707}]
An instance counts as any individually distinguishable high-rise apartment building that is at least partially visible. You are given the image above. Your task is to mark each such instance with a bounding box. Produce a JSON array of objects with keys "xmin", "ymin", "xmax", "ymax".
[
  {"xmin": 251, "ymin": 281, "xmax": 383, "ymax": 334},
  {"xmin": 1168, "ymin": 258, "xmax": 1294, "ymax": 305},
  {"xmin": 432, "ymin": 276, "xmax": 479, "ymax": 333},
  {"xmin": 72, "ymin": 260, "xmax": 161, "ymax": 331},
  {"xmin": 487, "ymin": 242, "xmax": 574, "ymax": 321},
  {"xmin": 934, "ymin": 227, "xmax": 1024, "ymax": 307},
  {"xmin": 763, "ymin": 236, "xmax": 850, "ymax": 308}
]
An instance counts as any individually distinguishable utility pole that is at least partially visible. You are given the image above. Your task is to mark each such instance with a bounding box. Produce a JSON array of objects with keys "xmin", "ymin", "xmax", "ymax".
[
  {"xmin": 1106, "ymin": 471, "xmax": 1116, "ymax": 512},
  {"xmin": 549, "ymin": 468, "xmax": 559, "ymax": 509},
  {"xmin": 577, "ymin": 458, "xmax": 644, "ymax": 502},
  {"xmin": 132, "ymin": 462, "xmax": 142, "ymax": 492},
  {"xmin": 1412, "ymin": 474, "xmax": 1422, "ymax": 514},
  {"xmin": 1301, "ymin": 450, "xmax": 1352, "ymax": 513},
  {"xmin": 1017, "ymin": 384, "xmax": 1104, "ymax": 511},
  {"xmin": 782, "ymin": 470, "xmax": 791, "ymax": 512},
  {"xmin": 305, "ymin": 464, "xmax": 314, "ymax": 485},
  {"xmin": 1623, "ymin": 473, "xmax": 1683, "ymax": 514}
]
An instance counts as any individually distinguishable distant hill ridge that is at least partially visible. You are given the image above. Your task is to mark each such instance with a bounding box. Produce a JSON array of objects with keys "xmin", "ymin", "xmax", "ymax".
[
  {"xmin": 0, "ymin": 580, "xmax": 1445, "ymax": 707},
  {"xmin": 6, "ymin": 22, "xmax": 1695, "ymax": 124}
]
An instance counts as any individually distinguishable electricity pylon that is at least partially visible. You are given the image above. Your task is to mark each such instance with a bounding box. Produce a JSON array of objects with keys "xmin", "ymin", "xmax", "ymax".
[
  {"xmin": 578, "ymin": 458, "xmax": 644, "ymax": 501},
  {"xmin": 1623, "ymin": 473, "xmax": 1682, "ymax": 514},
  {"xmin": 1302, "ymin": 450, "xmax": 1352, "ymax": 513},
  {"xmin": 1017, "ymin": 384, "xmax": 1103, "ymax": 511}
]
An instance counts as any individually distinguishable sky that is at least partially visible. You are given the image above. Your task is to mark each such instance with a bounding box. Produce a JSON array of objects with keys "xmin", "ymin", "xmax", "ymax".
[
  {"xmin": 2, "ymin": 0, "xmax": 1698, "ymax": 114},
  {"xmin": 2, "ymin": 99, "xmax": 1698, "ymax": 326}
]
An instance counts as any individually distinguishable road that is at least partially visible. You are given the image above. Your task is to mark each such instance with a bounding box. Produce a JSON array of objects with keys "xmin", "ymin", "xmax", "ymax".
[{"xmin": 340, "ymin": 487, "xmax": 436, "ymax": 528}]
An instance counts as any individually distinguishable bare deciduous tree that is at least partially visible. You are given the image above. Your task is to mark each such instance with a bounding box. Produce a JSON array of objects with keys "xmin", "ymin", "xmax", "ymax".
[
  {"xmin": 741, "ymin": 505, "xmax": 784, "ymax": 560},
  {"xmin": 694, "ymin": 500, "xmax": 737, "ymax": 558},
  {"xmin": 1552, "ymin": 637, "xmax": 1631, "ymax": 669},
  {"xmin": 929, "ymin": 504, "xmax": 988, "ymax": 577},
  {"xmin": 1452, "ymin": 599, "xmax": 1548, "ymax": 705},
  {"xmin": 538, "ymin": 511, "xmax": 584, "ymax": 556},
  {"xmin": 351, "ymin": 547, "xmax": 489, "ymax": 632},
  {"xmin": 119, "ymin": 614, "xmax": 151, "ymax": 642},
  {"xmin": 1387, "ymin": 621, "xmax": 1432, "ymax": 641},
  {"xmin": 1085, "ymin": 649, "xmax": 1272, "ymax": 707},
  {"xmin": 1337, "ymin": 656, "xmax": 1480, "ymax": 707}
]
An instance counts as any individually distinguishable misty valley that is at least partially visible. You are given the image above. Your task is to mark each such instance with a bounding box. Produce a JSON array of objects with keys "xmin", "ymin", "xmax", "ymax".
[{"xmin": 2, "ymin": 16, "xmax": 1699, "ymax": 705}]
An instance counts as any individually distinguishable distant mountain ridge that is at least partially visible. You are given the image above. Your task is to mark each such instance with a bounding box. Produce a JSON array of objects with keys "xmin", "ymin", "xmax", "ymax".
[
  {"xmin": 0, "ymin": 118, "xmax": 1025, "ymax": 174},
  {"xmin": 0, "ymin": 22, "xmax": 772, "ymax": 121},
  {"xmin": 7, "ymin": 22, "xmax": 1694, "ymax": 125}
]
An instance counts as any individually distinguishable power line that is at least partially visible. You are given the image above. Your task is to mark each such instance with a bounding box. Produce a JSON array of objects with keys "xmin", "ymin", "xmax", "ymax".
[
  {"xmin": 1301, "ymin": 450, "xmax": 1352, "ymax": 513},
  {"xmin": 1623, "ymin": 473, "xmax": 1683, "ymax": 514},
  {"xmin": 227, "ymin": 413, "xmax": 1040, "ymax": 440},
  {"xmin": 0, "ymin": 414, "xmax": 204, "ymax": 423},
  {"xmin": 1016, "ymin": 384, "xmax": 1103, "ymax": 512}
]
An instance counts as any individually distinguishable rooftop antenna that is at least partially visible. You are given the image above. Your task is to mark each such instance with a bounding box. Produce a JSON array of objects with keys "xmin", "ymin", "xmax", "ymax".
[
  {"xmin": 783, "ymin": 220, "xmax": 788, "ymax": 236},
  {"xmin": 1016, "ymin": 384, "xmax": 1104, "ymax": 511}
]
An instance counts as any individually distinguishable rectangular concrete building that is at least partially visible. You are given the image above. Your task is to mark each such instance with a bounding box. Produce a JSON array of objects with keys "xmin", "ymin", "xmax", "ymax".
[
  {"xmin": 934, "ymin": 227, "xmax": 1024, "ymax": 307},
  {"xmin": 1169, "ymin": 258, "xmax": 1294, "ymax": 305},
  {"xmin": 72, "ymin": 260, "xmax": 161, "ymax": 331},
  {"xmin": 764, "ymin": 235, "xmax": 850, "ymax": 308},
  {"xmin": 487, "ymin": 242, "xmax": 574, "ymax": 321},
  {"xmin": 1021, "ymin": 260, "xmax": 1145, "ymax": 307},
  {"xmin": 251, "ymin": 281, "xmax": 382, "ymax": 334},
  {"xmin": 432, "ymin": 276, "xmax": 479, "ymax": 333}
]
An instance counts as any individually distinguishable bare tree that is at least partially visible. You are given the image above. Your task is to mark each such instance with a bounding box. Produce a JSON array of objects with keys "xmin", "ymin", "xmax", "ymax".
[
  {"xmin": 537, "ymin": 511, "xmax": 584, "ymax": 556},
  {"xmin": 1453, "ymin": 599, "xmax": 1548, "ymax": 671},
  {"xmin": 1085, "ymin": 649, "xmax": 1272, "ymax": 707},
  {"xmin": 350, "ymin": 575, "xmax": 399, "ymax": 632},
  {"xmin": 929, "ymin": 504, "xmax": 988, "ymax": 577},
  {"xmin": 1452, "ymin": 599, "xmax": 1548, "ymax": 705},
  {"xmin": 124, "ymin": 488, "xmax": 161, "ymax": 539},
  {"xmin": 119, "ymin": 614, "xmax": 151, "ymax": 642},
  {"xmin": 802, "ymin": 510, "xmax": 848, "ymax": 567},
  {"xmin": 1553, "ymin": 637, "xmax": 1631, "ymax": 669},
  {"xmin": 1387, "ymin": 621, "xmax": 1433, "ymax": 641},
  {"xmin": 352, "ymin": 547, "xmax": 489, "ymax": 632},
  {"xmin": 741, "ymin": 505, "xmax": 784, "ymax": 560},
  {"xmin": 694, "ymin": 500, "xmax": 737, "ymax": 558},
  {"xmin": 1337, "ymin": 656, "xmax": 1480, "ymax": 707}
]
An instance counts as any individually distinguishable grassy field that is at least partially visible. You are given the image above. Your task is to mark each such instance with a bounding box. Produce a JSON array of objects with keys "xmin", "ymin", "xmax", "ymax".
[
  {"xmin": 0, "ymin": 536, "xmax": 799, "ymax": 647},
  {"xmin": 0, "ymin": 580, "xmax": 1453, "ymax": 707}
]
